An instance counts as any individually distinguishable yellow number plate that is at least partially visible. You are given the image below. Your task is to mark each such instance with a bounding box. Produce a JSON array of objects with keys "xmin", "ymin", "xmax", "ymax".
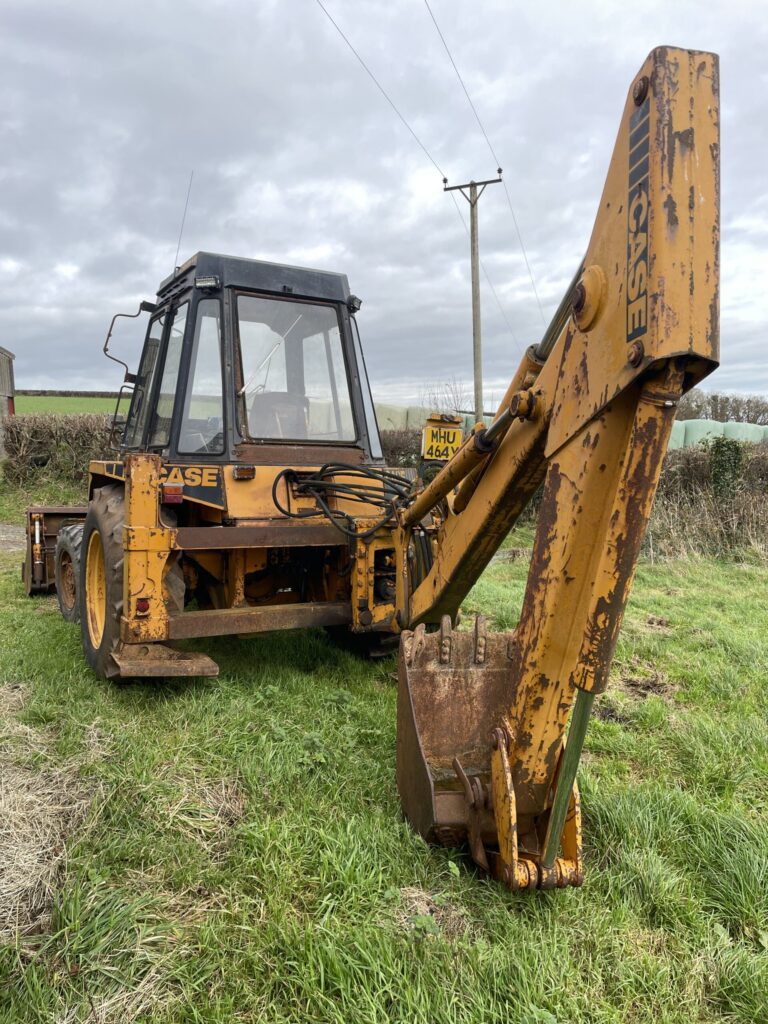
[{"xmin": 423, "ymin": 424, "xmax": 463, "ymax": 461}]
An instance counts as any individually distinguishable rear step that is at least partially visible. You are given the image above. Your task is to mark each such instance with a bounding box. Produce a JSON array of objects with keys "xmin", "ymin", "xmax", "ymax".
[{"xmin": 112, "ymin": 643, "xmax": 219, "ymax": 678}]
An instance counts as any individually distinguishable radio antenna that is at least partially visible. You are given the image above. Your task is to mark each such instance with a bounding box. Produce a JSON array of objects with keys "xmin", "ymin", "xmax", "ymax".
[{"xmin": 173, "ymin": 170, "xmax": 194, "ymax": 271}]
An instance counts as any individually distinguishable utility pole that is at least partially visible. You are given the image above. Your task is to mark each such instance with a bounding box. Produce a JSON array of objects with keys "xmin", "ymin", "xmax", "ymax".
[{"xmin": 444, "ymin": 170, "xmax": 503, "ymax": 423}]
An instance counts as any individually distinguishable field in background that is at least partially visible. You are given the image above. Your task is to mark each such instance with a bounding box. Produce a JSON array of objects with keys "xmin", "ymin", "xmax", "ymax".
[
  {"xmin": 14, "ymin": 394, "xmax": 118, "ymax": 414},
  {"xmin": 0, "ymin": 491, "xmax": 766, "ymax": 1020}
]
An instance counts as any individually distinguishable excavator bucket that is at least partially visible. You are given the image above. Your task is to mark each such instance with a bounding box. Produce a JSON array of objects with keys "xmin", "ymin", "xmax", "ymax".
[{"xmin": 397, "ymin": 615, "xmax": 583, "ymax": 891}]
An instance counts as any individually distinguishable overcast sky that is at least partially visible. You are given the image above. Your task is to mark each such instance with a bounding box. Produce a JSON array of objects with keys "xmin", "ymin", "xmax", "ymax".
[{"xmin": 2, "ymin": 0, "xmax": 766, "ymax": 405}]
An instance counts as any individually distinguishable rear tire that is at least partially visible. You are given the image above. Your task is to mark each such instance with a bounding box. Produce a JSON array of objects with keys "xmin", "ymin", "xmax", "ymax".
[
  {"xmin": 54, "ymin": 523, "xmax": 84, "ymax": 622},
  {"xmin": 79, "ymin": 485, "xmax": 125, "ymax": 679}
]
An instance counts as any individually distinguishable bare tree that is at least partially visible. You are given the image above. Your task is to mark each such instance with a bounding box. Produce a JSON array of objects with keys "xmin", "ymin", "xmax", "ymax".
[
  {"xmin": 419, "ymin": 377, "xmax": 471, "ymax": 414},
  {"xmin": 676, "ymin": 387, "xmax": 768, "ymax": 425}
]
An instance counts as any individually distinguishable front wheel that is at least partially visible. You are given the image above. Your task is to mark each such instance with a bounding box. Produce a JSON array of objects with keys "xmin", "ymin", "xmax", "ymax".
[{"xmin": 79, "ymin": 485, "xmax": 125, "ymax": 679}]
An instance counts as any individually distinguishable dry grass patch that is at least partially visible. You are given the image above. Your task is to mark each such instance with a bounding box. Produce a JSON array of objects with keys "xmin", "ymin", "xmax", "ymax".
[
  {"xmin": 52, "ymin": 967, "xmax": 176, "ymax": 1024},
  {"xmin": 0, "ymin": 684, "xmax": 98, "ymax": 941},
  {"xmin": 149, "ymin": 766, "xmax": 247, "ymax": 853},
  {"xmin": 395, "ymin": 885, "xmax": 474, "ymax": 941},
  {"xmin": 0, "ymin": 680, "xmax": 26, "ymax": 717},
  {"xmin": 123, "ymin": 865, "xmax": 235, "ymax": 929}
]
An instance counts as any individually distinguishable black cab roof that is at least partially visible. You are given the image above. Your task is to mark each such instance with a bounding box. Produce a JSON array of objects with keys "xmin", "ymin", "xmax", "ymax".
[{"xmin": 157, "ymin": 251, "xmax": 351, "ymax": 304}]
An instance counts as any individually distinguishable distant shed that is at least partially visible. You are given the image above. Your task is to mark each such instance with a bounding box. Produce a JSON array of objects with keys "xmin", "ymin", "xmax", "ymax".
[{"xmin": 0, "ymin": 347, "xmax": 14, "ymax": 418}]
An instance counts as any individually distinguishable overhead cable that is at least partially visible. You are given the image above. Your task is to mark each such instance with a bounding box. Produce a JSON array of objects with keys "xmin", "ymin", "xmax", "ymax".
[
  {"xmin": 423, "ymin": 0, "xmax": 547, "ymax": 326},
  {"xmin": 313, "ymin": 0, "xmax": 521, "ymax": 348}
]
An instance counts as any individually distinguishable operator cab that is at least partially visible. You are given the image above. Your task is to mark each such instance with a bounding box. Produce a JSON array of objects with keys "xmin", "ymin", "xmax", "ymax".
[{"xmin": 120, "ymin": 252, "xmax": 383, "ymax": 464}]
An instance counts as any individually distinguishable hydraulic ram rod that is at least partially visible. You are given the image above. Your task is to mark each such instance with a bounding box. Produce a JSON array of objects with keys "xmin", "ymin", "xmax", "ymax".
[{"xmin": 401, "ymin": 427, "xmax": 496, "ymax": 528}]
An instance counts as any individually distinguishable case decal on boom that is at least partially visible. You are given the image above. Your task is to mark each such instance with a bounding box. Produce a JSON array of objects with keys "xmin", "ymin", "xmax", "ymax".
[
  {"xmin": 100, "ymin": 462, "xmax": 226, "ymax": 510},
  {"xmin": 626, "ymin": 94, "xmax": 650, "ymax": 344}
]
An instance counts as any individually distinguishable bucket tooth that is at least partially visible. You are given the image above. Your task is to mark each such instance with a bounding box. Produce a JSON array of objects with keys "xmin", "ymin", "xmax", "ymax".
[
  {"xmin": 439, "ymin": 614, "xmax": 453, "ymax": 664},
  {"xmin": 474, "ymin": 614, "xmax": 487, "ymax": 664}
]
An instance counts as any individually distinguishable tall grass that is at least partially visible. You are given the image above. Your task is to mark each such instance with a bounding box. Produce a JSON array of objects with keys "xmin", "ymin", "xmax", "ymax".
[
  {"xmin": 645, "ymin": 489, "xmax": 768, "ymax": 560},
  {"xmin": 645, "ymin": 439, "xmax": 768, "ymax": 559}
]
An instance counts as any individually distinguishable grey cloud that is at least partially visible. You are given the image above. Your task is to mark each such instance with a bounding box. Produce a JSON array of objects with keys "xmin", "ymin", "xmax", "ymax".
[{"xmin": 0, "ymin": 0, "xmax": 766, "ymax": 398}]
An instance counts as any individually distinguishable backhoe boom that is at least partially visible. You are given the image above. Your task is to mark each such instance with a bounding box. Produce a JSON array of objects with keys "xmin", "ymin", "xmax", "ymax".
[{"xmin": 397, "ymin": 45, "xmax": 719, "ymax": 890}]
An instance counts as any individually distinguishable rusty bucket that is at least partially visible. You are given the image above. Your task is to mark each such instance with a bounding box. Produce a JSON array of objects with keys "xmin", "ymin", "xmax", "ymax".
[{"xmin": 396, "ymin": 615, "xmax": 583, "ymax": 890}]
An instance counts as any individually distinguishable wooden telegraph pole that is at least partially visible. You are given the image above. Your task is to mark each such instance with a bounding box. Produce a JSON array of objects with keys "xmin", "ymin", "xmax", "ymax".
[{"xmin": 444, "ymin": 170, "xmax": 503, "ymax": 423}]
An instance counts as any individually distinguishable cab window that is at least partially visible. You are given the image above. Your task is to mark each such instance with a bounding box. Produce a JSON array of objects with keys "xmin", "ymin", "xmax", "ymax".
[
  {"xmin": 236, "ymin": 294, "xmax": 356, "ymax": 442},
  {"xmin": 148, "ymin": 303, "xmax": 188, "ymax": 448},
  {"xmin": 178, "ymin": 299, "xmax": 224, "ymax": 454}
]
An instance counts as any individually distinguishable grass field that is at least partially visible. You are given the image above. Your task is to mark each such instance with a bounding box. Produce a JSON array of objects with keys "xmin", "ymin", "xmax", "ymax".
[
  {"xmin": 1, "ymin": 524, "xmax": 766, "ymax": 1023},
  {"xmin": 13, "ymin": 395, "xmax": 119, "ymax": 415}
]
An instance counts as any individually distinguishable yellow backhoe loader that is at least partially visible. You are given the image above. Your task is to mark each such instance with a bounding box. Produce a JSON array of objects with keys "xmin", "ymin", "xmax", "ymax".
[{"xmin": 24, "ymin": 47, "xmax": 719, "ymax": 891}]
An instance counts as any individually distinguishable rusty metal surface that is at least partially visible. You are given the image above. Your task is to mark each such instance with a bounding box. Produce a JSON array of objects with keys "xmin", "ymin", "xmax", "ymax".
[
  {"xmin": 23, "ymin": 506, "xmax": 88, "ymax": 595},
  {"xmin": 407, "ymin": 47, "xmax": 719, "ymax": 630},
  {"xmin": 121, "ymin": 454, "xmax": 171, "ymax": 643},
  {"xmin": 394, "ymin": 48, "xmax": 719, "ymax": 892},
  {"xmin": 174, "ymin": 523, "xmax": 346, "ymax": 550},
  {"xmin": 545, "ymin": 48, "xmax": 719, "ymax": 458},
  {"xmin": 26, "ymin": 506, "xmax": 89, "ymax": 516},
  {"xmin": 503, "ymin": 369, "xmax": 682, "ymax": 818},
  {"xmin": 168, "ymin": 600, "xmax": 351, "ymax": 640},
  {"xmin": 397, "ymin": 616, "xmax": 583, "ymax": 891},
  {"xmin": 232, "ymin": 442, "xmax": 366, "ymax": 466},
  {"xmin": 112, "ymin": 642, "xmax": 219, "ymax": 678}
]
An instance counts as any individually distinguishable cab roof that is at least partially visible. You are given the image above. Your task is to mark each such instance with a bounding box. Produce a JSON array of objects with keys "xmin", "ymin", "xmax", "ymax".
[{"xmin": 157, "ymin": 251, "xmax": 351, "ymax": 304}]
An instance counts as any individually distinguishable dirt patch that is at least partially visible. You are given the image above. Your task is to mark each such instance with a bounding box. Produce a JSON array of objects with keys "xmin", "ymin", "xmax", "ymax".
[
  {"xmin": 0, "ymin": 524, "xmax": 25, "ymax": 552},
  {"xmin": 619, "ymin": 672, "xmax": 675, "ymax": 700},
  {"xmin": 594, "ymin": 702, "xmax": 631, "ymax": 724},
  {"xmin": 643, "ymin": 614, "xmax": 672, "ymax": 634},
  {"xmin": 395, "ymin": 885, "xmax": 473, "ymax": 941},
  {"xmin": 0, "ymin": 684, "xmax": 97, "ymax": 940},
  {"xmin": 597, "ymin": 662, "xmax": 677, "ymax": 722}
]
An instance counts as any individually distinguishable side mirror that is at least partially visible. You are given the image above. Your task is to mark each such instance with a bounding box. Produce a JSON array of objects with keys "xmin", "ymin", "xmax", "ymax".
[{"xmin": 103, "ymin": 299, "xmax": 158, "ymax": 380}]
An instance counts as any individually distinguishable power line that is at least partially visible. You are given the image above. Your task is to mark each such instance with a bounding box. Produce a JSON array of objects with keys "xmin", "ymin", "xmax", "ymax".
[
  {"xmin": 423, "ymin": 0, "xmax": 546, "ymax": 326},
  {"xmin": 423, "ymin": 0, "xmax": 501, "ymax": 168},
  {"xmin": 313, "ymin": 0, "xmax": 445, "ymax": 179},
  {"xmin": 313, "ymin": 0, "xmax": 521, "ymax": 352}
]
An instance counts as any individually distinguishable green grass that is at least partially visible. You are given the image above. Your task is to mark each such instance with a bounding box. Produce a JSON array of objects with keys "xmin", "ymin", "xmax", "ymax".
[
  {"xmin": 0, "ymin": 473, "xmax": 87, "ymax": 525},
  {"xmin": 0, "ymin": 538, "xmax": 767, "ymax": 1021},
  {"xmin": 14, "ymin": 395, "xmax": 118, "ymax": 414}
]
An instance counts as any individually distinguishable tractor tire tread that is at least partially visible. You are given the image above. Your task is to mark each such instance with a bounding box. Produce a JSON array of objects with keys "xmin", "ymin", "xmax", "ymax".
[
  {"xmin": 54, "ymin": 523, "xmax": 84, "ymax": 623},
  {"xmin": 79, "ymin": 485, "xmax": 125, "ymax": 680}
]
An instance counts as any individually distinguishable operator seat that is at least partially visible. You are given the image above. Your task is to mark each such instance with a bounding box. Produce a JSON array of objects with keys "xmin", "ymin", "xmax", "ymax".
[{"xmin": 249, "ymin": 391, "xmax": 309, "ymax": 439}]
